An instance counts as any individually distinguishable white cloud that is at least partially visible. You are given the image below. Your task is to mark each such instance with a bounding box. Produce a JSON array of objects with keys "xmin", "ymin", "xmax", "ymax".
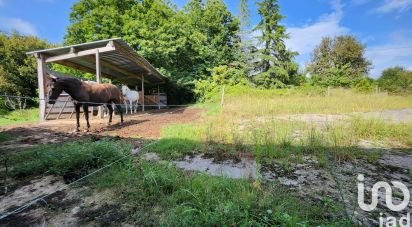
[
  {"xmin": 375, "ymin": 0, "xmax": 412, "ymax": 14},
  {"xmin": 0, "ymin": 17, "xmax": 37, "ymax": 36},
  {"xmin": 366, "ymin": 31, "xmax": 412, "ymax": 78},
  {"xmin": 285, "ymin": 0, "xmax": 349, "ymax": 66}
]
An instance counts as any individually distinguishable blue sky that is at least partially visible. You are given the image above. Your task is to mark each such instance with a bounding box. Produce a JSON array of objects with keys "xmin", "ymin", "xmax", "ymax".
[{"xmin": 0, "ymin": 0, "xmax": 411, "ymax": 78}]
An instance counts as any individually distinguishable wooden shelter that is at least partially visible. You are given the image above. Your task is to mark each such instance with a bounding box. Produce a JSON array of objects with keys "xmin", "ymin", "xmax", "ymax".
[{"xmin": 27, "ymin": 38, "xmax": 167, "ymax": 121}]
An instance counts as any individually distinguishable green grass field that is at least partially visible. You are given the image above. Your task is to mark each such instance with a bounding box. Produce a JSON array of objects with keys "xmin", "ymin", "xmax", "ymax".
[{"xmin": 0, "ymin": 108, "xmax": 39, "ymax": 126}]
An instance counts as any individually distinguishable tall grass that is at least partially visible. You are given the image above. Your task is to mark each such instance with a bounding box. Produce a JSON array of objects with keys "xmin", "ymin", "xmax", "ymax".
[{"xmin": 222, "ymin": 86, "xmax": 412, "ymax": 117}]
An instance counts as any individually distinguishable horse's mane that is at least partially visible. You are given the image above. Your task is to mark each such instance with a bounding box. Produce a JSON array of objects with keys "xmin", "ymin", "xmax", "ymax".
[{"xmin": 56, "ymin": 77, "xmax": 84, "ymax": 86}]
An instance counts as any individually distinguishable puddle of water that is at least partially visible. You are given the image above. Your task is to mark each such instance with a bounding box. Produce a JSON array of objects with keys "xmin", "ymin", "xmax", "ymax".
[{"xmin": 173, "ymin": 155, "xmax": 258, "ymax": 180}]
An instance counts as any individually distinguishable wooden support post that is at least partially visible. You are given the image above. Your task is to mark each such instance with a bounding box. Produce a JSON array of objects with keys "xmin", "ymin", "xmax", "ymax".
[
  {"xmin": 96, "ymin": 49, "xmax": 103, "ymax": 118},
  {"xmin": 157, "ymin": 85, "xmax": 160, "ymax": 110},
  {"xmin": 141, "ymin": 74, "xmax": 145, "ymax": 112},
  {"xmin": 36, "ymin": 55, "xmax": 46, "ymax": 121}
]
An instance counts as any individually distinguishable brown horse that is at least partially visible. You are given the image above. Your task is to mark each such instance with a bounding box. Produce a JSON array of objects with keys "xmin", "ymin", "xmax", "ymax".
[{"xmin": 47, "ymin": 77, "xmax": 124, "ymax": 132}]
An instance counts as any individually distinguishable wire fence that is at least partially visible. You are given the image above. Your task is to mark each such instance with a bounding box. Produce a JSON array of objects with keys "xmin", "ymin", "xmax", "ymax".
[
  {"xmin": 0, "ymin": 139, "xmax": 161, "ymax": 220},
  {"xmin": 0, "ymin": 94, "xmax": 192, "ymax": 109}
]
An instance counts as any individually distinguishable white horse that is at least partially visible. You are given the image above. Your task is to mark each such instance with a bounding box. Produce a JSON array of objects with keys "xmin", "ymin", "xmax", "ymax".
[{"xmin": 121, "ymin": 85, "xmax": 139, "ymax": 114}]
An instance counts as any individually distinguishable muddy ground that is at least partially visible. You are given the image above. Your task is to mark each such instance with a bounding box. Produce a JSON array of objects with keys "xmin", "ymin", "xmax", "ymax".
[{"xmin": 1, "ymin": 108, "xmax": 411, "ymax": 226}]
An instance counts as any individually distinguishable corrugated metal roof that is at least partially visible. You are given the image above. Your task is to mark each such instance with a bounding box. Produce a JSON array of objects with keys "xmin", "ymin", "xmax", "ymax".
[{"xmin": 27, "ymin": 38, "xmax": 166, "ymax": 85}]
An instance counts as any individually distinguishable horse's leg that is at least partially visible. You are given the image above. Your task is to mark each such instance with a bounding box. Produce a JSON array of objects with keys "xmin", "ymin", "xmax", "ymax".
[
  {"xmin": 129, "ymin": 100, "xmax": 133, "ymax": 114},
  {"xmin": 75, "ymin": 104, "xmax": 81, "ymax": 132},
  {"xmin": 115, "ymin": 103, "xmax": 124, "ymax": 124},
  {"xmin": 124, "ymin": 100, "xmax": 128, "ymax": 114},
  {"xmin": 134, "ymin": 100, "xmax": 137, "ymax": 113},
  {"xmin": 107, "ymin": 104, "xmax": 113, "ymax": 125},
  {"xmin": 83, "ymin": 105, "xmax": 90, "ymax": 131}
]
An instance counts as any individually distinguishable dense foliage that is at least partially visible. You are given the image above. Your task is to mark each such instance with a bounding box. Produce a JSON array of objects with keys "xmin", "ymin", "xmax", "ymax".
[
  {"xmin": 0, "ymin": 32, "xmax": 50, "ymax": 110},
  {"xmin": 194, "ymin": 65, "xmax": 249, "ymax": 101},
  {"xmin": 308, "ymin": 35, "xmax": 371, "ymax": 87},
  {"xmin": 65, "ymin": 0, "xmax": 240, "ymax": 86},
  {"xmin": 377, "ymin": 67, "xmax": 412, "ymax": 94},
  {"xmin": 0, "ymin": 32, "xmax": 49, "ymax": 98}
]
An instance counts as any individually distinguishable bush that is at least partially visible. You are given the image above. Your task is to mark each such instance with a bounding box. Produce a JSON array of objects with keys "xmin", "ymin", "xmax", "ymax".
[
  {"xmin": 377, "ymin": 67, "xmax": 412, "ymax": 94},
  {"xmin": 194, "ymin": 65, "xmax": 249, "ymax": 102},
  {"xmin": 354, "ymin": 77, "xmax": 374, "ymax": 93}
]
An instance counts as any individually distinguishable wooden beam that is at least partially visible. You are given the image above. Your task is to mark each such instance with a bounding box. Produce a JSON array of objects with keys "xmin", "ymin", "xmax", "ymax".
[
  {"xmin": 37, "ymin": 55, "xmax": 46, "ymax": 121},
  {"xmin": 83, "ymin": 55, "xmax": 143, "ymax": 81},
  {"xmin": 96, "ymin": 49, "xmax": 103, "ymax": 118},
  {"xmin": 45, "ymin": 46, "xmax": 116, "ymax": 63},
  {"xmin": 53, "ymin": 60, "xmax": 112, "ymax": 78}
]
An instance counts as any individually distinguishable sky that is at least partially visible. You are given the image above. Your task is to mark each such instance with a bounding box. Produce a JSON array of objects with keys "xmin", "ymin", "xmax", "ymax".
[{"xmin": 0, "ymin": 0, "xmax": 411, "ymax": 78}]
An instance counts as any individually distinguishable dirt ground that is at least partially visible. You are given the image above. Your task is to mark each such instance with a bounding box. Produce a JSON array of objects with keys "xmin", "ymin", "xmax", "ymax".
[{"xmin": 0, "ymin": 108, "xmax": 202, "ymax": 152}]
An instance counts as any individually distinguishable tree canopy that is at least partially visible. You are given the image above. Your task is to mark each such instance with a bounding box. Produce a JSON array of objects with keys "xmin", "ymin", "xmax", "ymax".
[
  {"xmin": 308, "ymin": 35, "xmax": 372, "ymax": 87},
  {"xmin": 65, "ymin": 0, "xmax": 240, "ymax": 87},
  {"xmin": 377, "ymin": 67, "xmax": 412, "ymax": 94},
  {"xmin": 0, "ymin": 32, "xmax": 50, "ymax": 98}
]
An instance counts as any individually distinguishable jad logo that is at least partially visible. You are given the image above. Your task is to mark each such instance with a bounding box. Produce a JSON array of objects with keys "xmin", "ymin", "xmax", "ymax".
[{"xmin": 357, "ymin": 174, "xmax": 410, "ymax": 227}]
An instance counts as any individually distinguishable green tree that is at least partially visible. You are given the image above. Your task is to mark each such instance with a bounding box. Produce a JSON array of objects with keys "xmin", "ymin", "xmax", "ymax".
[
  {"xmin": 0, "ymin": 32, "xmax": 49, "ymax": 99},
  {"xmin": 65, "ymin": 0, "xmax": 240, "ymax": 89},
  {"xmin": 65, "ymin": 0, "xmax": 136, "ymax": 44},
  {"xmin": 309, "ymin": 35, "xmax": 372, "ymax": 87},
  {"xmin": 377, "ymin": 67, "xmax": 412, "ymax": 94},
  {"xmin": 253, "ymin": 0, "xmax": 298, "ymax": 88}
]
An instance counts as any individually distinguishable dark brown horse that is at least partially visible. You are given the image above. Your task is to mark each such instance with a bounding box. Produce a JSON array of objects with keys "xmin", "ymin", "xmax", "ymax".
[{"xmin": 47, "ymin": 77, "xmax": 124, "ymax": 132}]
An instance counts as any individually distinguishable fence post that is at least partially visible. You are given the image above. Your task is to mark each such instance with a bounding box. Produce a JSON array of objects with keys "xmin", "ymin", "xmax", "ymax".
[
  {"xmin": 220, "ymin": 86, "xmax": 225, "ymax": 107},
  {"xmin": 96, "ymin": 49, "xmax": 102, "ymax": 118},
  {"xmin": 36, "ymin": 55, "xmax": 46, "ymax": 121}
]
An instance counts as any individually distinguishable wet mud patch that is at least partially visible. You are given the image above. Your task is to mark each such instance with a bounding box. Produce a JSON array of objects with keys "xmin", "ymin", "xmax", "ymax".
[{"xmin": 173, "ymin": 154, "xmax": 258, "ymax": 179}]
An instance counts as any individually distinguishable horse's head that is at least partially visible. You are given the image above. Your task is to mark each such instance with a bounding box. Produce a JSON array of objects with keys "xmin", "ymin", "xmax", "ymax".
[
  {"xmin": 121, "ymin": 85, "xmax": 129, "ymax": 95},
  {"xmin": 47, "ymin": 78, "xmax": 63, "ymax": 104}
]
